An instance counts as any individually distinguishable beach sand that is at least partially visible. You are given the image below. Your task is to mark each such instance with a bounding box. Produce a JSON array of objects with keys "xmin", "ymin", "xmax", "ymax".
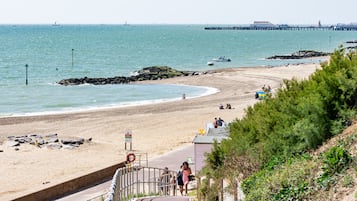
[{"xmin": 0, "ymin": 63, "xmax": 321, "ymax": 200}]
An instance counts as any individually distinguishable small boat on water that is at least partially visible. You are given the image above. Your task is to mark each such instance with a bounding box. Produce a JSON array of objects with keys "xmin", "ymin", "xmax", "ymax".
[
  {"xmin": 207, "ymin": 61, "xmax": 214, "ymax": 66},
  {"xmin": 52, "ymin": 21, "xmax": 60, "ymax": 26},
  {"xmin": 212, "ymin": 56, "xmax": 231, "ymax": 62}
]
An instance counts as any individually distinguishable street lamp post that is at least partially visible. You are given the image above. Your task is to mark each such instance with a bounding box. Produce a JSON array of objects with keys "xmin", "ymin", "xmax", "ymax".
[
  {"xmin": 72, "ymin": 49, "xmax": 74, "ymax": 67},
  {"xmin": 25, "ymin": 64, "xmax": 28, "ymax": 85}
]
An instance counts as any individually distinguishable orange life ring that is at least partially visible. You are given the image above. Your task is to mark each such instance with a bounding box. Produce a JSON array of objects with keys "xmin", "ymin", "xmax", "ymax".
[{"xmin": 126, "ymin": 153, "xmax": 136, "ymax": 163}]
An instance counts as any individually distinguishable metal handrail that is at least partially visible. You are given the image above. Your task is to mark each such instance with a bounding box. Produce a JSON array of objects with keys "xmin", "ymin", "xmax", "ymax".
[{"xmin": 106, "ymin": 166, "xmax": 177, "ymax": 201}]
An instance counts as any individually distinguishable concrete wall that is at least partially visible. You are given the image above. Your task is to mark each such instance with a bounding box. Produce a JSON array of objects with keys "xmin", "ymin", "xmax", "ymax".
[
  {"xmin": 194, "ymin": 143, "xmax": 213, "ymax": 174},
  {"xmin": 12, "ymin": 162, "xmax": 127, "ymax": 201}
]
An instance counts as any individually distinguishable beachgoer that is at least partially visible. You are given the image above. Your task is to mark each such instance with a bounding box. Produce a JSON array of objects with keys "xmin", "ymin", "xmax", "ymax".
[
  {"xmin": 267, "ymin": 85, "xmax": 272, "ymax": 92},
  {"xmin": 213, "ymin": 117, "xmax": 218, "ymax": 128},
  {"xmin": 177, "ymin": 165, "xmax": 184, "ymax": 195},
  {"xmin": 226, "ymin": 103, "xmax": 232, "ymax": 109},
  {"xmin": 159, "ymin": 167, "xmax": 171, "ymax": 195},
  {"xmin": 219, "ymin": 104, "xmax": 224, "ymax": 110},
  {"xmin": 182, "ymin": 161, "xmax": 192, "ymax": 195},
  {"xmin": 217, "ymin": 117, "xmax": 224, "ymax": 127}
]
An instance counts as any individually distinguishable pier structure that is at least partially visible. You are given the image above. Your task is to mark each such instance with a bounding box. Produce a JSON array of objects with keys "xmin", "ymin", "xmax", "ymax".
[{"xmin": 204, "ymin": 21, "xmax": 357, "ymax": 31}]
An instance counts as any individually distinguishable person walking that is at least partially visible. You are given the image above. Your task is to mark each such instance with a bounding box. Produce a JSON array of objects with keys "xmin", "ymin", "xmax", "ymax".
[
  {"xmin": 177, "ymin": 165, "xmax": 184, "ymax": 195},
  {"xmin": 159, "ymin": 167, "xmax": 171, "ymax": 195},
  {"xmin": 182, "ymin": 161, "xmax": 192, "ymax": 195}
]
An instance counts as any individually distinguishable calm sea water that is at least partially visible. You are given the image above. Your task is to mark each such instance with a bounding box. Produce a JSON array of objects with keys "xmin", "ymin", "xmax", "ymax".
[{"xmin": 0, "ymin": 25, "xmax": 356, "ymax": 116}]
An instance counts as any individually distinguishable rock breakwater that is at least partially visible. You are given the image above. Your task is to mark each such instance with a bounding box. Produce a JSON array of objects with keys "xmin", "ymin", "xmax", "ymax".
[
  {"xmin": 58, "ymin": 66, "xmax": 207, "ymax": 86},
  {"xmin": 267, "ymin": 50, "xmax": 330, "ymax": 60},
  {"xmin": 3, "ymin": 134, "xmax": 92, "ymax": 151}
]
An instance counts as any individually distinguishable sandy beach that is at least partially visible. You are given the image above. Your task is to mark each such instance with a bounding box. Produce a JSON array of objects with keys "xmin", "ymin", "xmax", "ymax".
[{"xmin": 0, "ymin": 63, "xmax": 321, "ymax": 200}]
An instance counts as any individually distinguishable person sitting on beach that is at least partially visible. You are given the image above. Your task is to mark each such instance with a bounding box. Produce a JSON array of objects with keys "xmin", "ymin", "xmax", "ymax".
[
  {"xmin": 267, "ymin": 85, "xmax": 272, "ymax": 92},
  {"xmin": 226, "ymin": 103, "xmax": 232, "ymax": 109},
  {"xmin": 213, "ymin": 117, "xmax": 218, "ymax": 128},
  {"xmin": 219, "ymin": 104, "xmax": 224, "ymax": 110},
  {"xmin": 217, "ymin": 117, "xmax": 224, "ymax": 127}
]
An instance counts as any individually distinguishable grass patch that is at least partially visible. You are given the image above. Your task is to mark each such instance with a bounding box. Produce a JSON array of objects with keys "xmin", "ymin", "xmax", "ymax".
[{"xmin": 342, "ymin": 174, "xmax": 354, "ymax": 188}]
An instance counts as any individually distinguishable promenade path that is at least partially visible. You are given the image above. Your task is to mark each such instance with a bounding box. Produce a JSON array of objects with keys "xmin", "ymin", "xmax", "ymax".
[
  {"xmin": 56, "ymin": 144, "xmax": 195, "ymax": 201},
  {"xmin": 136, "ymin": 196, "xmax": 191, "ymax": 201}
]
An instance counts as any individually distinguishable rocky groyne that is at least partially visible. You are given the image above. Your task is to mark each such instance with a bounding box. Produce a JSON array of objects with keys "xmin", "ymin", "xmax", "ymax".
[
  {"xmin": 58, "ymin": 66, "xmax": 207, "ymax": 86},
  {"xmin": 346, "ymin": 40, "xmax": 357, "ymax": 43},
  {"xmin": 267, "ymin": 50, "xmax": 330, "ymax": 60},
  {"xmin": 345, "ymin": 41, "xmax": 357, "ymax": 50},
  {"xmin": 2, "ymin": 134, "xmax": 91, "ymax": 151}
]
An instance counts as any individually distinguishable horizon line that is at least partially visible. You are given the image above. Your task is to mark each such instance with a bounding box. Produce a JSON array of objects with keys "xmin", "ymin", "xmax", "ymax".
[{"xmin": 0, "ymin": 22, "xmax": 356, "ymax": 26}]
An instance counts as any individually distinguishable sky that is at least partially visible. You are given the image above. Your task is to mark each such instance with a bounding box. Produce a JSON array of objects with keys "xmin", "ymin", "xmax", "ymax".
[{"xmin": 0, "ymin": 0, "xmax": 356, "ymax": 25}]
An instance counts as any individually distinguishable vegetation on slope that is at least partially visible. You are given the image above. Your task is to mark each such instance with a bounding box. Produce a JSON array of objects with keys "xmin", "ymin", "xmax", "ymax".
[{"xmin": 201, "ymin": 48, "xmax": 357, "ymax": 200}]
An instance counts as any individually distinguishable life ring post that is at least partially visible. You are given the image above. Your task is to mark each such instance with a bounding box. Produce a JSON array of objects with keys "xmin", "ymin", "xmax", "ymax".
[{"xmin": 126, "ymin": 153, "xmax": 136, "ymax": 163}]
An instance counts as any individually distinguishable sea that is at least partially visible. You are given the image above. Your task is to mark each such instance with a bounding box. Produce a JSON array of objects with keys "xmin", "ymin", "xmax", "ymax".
[{"xmin": 0, "ymin": 24, "xmax": 356, "ymax": 117}]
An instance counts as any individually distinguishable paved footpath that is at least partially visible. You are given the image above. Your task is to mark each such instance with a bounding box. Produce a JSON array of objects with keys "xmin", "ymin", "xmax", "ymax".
[
  {"xmin": 136, "ymin": 196, "xmax": 192, "ymax": 201},
  {"xmin": 56, "ymin": 144, "xmax": 195, "ymax": 201}
]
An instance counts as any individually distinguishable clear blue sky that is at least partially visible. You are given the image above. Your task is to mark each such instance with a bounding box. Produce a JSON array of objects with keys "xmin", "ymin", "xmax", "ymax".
[{"xmin": 0, "ymin": 0, "xmax": 356, "ymax": 25}]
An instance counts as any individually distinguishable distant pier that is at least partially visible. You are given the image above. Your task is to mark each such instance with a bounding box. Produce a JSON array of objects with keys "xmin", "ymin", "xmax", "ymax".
[
  {"xmin": 204, "ymin": 21, "xmax": 357, "ymax": 31},
  {"xmin": 204, "ymin": 26, "xmax": 357, "ymax": 31}
]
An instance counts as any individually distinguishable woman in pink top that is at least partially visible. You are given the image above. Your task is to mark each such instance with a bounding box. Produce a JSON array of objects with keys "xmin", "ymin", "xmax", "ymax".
[{"xmin": 182, "ymin": 161, "xmax": 192, "ymax": 195}]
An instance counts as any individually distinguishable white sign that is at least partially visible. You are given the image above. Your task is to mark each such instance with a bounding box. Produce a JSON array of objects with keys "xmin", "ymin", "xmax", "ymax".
[{"xmin": 125, "ymin": 130, "xmax": 132, "ymax": 143}]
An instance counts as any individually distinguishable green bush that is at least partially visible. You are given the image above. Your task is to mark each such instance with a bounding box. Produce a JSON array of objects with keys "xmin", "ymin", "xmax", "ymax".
[
  {"xmin": 317, "ymin": 146, "xmax": 352, "ymax": 189},
  {"xmin": 272, "ymin": 182, "xmax": 308, "ymax": 201},
  {"xmin": 203, "ymin": 48, "xmax": 357, "ymax": 199},
  {"xmin": 242, "ymin": 155, "xmax": 315, "ymax": 201},
  {"xmin": 322, "ymin": 146, "xmax": 352, "ymax": 175}
]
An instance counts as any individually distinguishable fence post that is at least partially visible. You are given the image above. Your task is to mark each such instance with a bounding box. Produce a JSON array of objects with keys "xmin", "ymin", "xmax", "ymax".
[
  {"xmin": 220, "ymin": 179, "xmax": 223, "ymax": 201},
  {"xmin": 136, "ymin": 168, "xmax": 139, "ymax": 197},
  {"xmin": 144, "ymin": 167, "xmax": 147, "ymax": 195},
  {"xmin": 119, "ymin": 169, "xmax": 122, "ymax": 201},
  {"xmin": 127, "ymin": 166, "xmax": 130, "ymax": 199},
  {"xmin": 173, "ymin": 171, "xmax": 176, "ymax": 196},
  {"xmin": 207, "ymin": 177, "xmax": 210, "ymax": 201},
  {"xmin": 234, "ymin": 179, "xmax": 238, "ymax": 201},
  {"xmin": 197, "ymin": 176, "xmax": 201, "ymax": 201}
]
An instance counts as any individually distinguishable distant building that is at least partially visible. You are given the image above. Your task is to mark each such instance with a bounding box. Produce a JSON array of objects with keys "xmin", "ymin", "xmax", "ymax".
[{"xmin": 250, "ymin": 21, "xmax": 276, "ymax": 28}]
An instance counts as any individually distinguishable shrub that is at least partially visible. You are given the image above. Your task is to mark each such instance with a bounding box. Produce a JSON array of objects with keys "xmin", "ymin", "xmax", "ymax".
[
  {"xmin": 242, "ymin": 155, "xmax": 315, "ymax": 201},
  {"xmin": 318, "ymin": 146, "xmax": 352, "ymax": 189},
  {"xmin": 342, "ymin": 174, "xmax": 354, "ymax": 188},
  {"xmin": 322, "ymin": 146, "xmax": 352, "ymax": 175},
  {"xmin": 203, "ymin": 48, "xmax": 357, "ymax": 199}
]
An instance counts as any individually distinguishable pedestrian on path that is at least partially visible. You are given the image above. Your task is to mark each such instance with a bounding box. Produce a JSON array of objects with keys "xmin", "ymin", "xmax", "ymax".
[
  {"xmin": 177, "ymin": 165, "xmax": 184, "ymax": 195},
  {"xmin": 159, "ymin": 167, "xmax": 171, "ymax": 195},
  {"xmin": 182, "ymin": 161, "xmax": 192, "ymax": 195}
]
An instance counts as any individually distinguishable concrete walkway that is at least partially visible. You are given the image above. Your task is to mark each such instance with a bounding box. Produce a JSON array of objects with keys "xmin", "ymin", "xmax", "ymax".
[
  {"xmin": 136, "ymin": 196, "xmax": 192, "ymax": 201},
  {"xmin": 56, "ymin": 144, "xmax": 195, "ymax": 201}
]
